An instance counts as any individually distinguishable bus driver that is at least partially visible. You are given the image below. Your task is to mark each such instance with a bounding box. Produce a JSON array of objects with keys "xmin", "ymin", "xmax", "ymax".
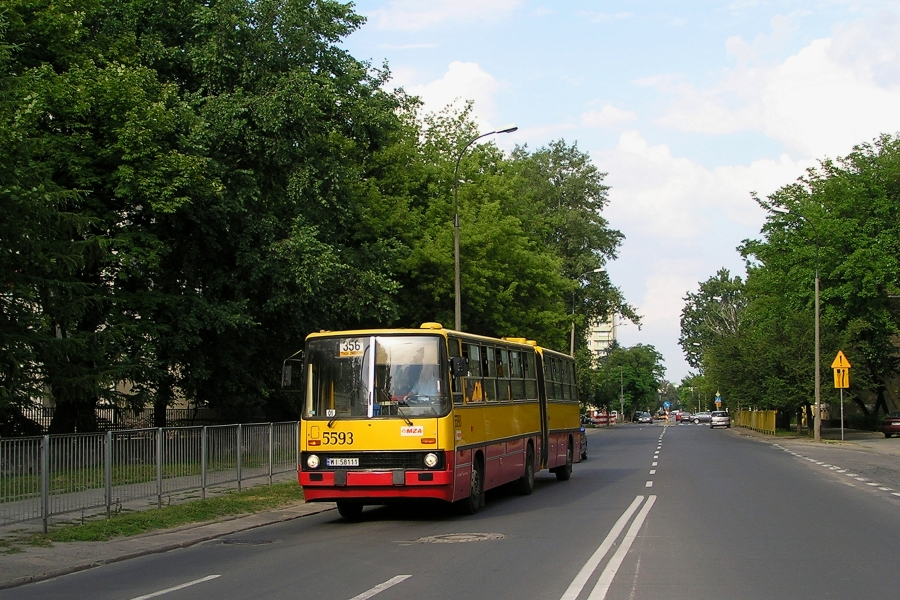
[{"xmin": 404, "ymin": 366, "xmax": 440, "ymax": 402}]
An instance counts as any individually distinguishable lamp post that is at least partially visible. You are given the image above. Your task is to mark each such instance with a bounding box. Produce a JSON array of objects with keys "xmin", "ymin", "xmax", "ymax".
[
  {"xmin": 619, "ymin": 365, "xmax": 624, "ymax": 423},
  {"xmin": 570, "ymin": 268, "xmax": 604, "ymax": 356},
  {"xmin": 771, "ymin": 207, "xmax": 821, "ymax": 442},
  {"xmin": 453, "ymin": 124, "xmax": 518, "ymax": 331}
]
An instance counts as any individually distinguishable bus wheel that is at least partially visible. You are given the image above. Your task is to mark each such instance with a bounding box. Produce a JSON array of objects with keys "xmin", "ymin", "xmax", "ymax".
[
  {"xmin": 336, "ymin": 501, "xmax": 363, "ymax": 520},
  {"xmin": 555, "ymin": 442, "xmax": 573, "ymax": 481},
  {"xmin": 516, "ymin": 445, "xmax": 535, "ymax": 495},
  {"xmin": 458, "ymin": 460, "xmax": 484, "ymax": 515}
]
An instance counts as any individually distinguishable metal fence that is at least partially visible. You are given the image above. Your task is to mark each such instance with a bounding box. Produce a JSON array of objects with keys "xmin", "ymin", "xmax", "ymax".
[
  {"xmin": 0, "ymin": 422, "xmax": 299, "ymax": 532},
  {"xmin": 736, "ymin": 409, "xmax": 777, "ymax": 435},
  {"xmin": 19, "ymin": 406, "xmax": 230, "ymax": 432}
]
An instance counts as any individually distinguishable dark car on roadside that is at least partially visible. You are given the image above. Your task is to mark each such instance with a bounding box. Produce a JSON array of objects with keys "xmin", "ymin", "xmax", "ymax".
[
  {"xmin": 692, "ymin": 411, "xmax": 712, "ymax": 424},
  {"xmin": 633, "ymin": 411, "xmax": 652, "ymax": 424},
  {"xmin": 882, "ymin": 411, "xmax": 900, "ymax": 438}
]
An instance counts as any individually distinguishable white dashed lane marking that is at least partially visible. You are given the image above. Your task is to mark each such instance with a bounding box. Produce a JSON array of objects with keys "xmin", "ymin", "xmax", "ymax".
[{"xmin": 772, "ymin": 443, "xmax": 900, "ymax": 503}]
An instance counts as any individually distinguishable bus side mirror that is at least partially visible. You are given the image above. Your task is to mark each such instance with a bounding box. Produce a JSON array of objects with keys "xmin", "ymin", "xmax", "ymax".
[
  {"xmin": 282, "ymin": 352, "xmax": 303, "ymax": 389},
  {"xmin": 450, "ymin": 357, "xmax": 468, "ymax": 378}
]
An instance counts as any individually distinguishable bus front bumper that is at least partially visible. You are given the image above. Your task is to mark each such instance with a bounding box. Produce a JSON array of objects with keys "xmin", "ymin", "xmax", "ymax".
[{"xmin": 299, "ymin": 469, "xmax": 454, "ymax": 502}]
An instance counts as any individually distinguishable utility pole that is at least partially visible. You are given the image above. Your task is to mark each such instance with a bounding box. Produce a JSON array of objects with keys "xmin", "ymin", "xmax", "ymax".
[{"xmin": 619, "ymin": 366, "xmax": 624, "ymax": 421}]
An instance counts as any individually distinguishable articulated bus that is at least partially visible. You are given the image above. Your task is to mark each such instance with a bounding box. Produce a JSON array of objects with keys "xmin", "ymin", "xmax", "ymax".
[{"xmin": 282, "ymin": 322, "xmax": 583, "ymax": 518}]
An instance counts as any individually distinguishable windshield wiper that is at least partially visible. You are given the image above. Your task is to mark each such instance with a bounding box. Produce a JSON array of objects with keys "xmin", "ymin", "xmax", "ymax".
[
  {"xmin": 327, "ymin": 412, "xmax": 339, "ymax": 428},
  {"xmin": 395, "ymin": 403, "xmax": 414, "ymax": 427}
]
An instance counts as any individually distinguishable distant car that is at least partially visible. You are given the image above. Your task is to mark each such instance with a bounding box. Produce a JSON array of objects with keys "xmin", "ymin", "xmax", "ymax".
[
  {"xmin": 710, "ymin": 411, "xmax": 730, "ymax": 429},
  {"xmin": 633, "ymin": 411, "xmax": 652, "ymax": 424},
  {"xmin": 692, "ymin": 411, "xmax": 712, "ymax": 424},
  {"xmin": 580, "ymin": 426, "xmax": 588, "ymax": 460},
  {"xmin": 678, "ymin": 412, "xmax": 692, "ymax": 423},
  {"xmin": 882, "ymin": 411, "xmax": 900, "ymax": 438},
  {"xmin": 581, "ymin": 414, "xmax": 592, "ymax": 426}
]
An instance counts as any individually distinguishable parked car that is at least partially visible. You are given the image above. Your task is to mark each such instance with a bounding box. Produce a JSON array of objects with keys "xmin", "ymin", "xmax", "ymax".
[
  {"xmin": 710, "ymin": 410, "xmax": 730, "ymax": 429},
  {"xmin": 678, "ymin": 411, "xmax": 692, "ymax": 423},
  {"xmin": 692, "ymin": 411, "xmax": 712, "ymax": 424},
  {"xmin": 633, "ymin": 411, "xmax": 652, "ymax": 424},
  {"xmin": 882, "ymin": 411, "xmax": 900, "ymax": 438}
]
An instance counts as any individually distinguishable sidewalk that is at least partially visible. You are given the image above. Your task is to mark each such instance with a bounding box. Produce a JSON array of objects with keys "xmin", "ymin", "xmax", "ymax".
[
  {"xmin": 735, "ymin": 425, "xmax": 900, "ymax": 457},
  {"xmin": 0, "ymin": 500, "xmax": 336, "ymax": 590}
]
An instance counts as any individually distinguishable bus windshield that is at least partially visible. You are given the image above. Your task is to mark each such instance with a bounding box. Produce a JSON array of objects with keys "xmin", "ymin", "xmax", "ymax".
[{"xmin": 303, "ymin": 335, "xmax": 448, "ymax": 420}]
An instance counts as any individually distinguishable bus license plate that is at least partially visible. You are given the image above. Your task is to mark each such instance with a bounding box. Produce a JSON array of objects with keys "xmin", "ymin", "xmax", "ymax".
[{"xmin": 326, "ymin": 458, "xmax": 359, "ymax": 467}]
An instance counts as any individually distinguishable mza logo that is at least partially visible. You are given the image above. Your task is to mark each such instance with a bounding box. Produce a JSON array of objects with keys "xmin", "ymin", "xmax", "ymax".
[{"xmin": 400, "ymin": 425, "xmax": 424, "ymax": 436}]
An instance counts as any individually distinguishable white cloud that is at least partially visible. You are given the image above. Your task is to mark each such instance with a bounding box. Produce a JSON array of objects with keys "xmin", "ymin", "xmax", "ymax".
[
  {"xmin": 598, "ymin": 131, "xmax": 813, "ymax": 239},
  {"xmin": 598, "ymin": 130, "xmax": 819, "ymax": 380},
  {"xmin": 581, "ymin": 105, "xmax": 638, "ymax": 128},
  {"xmin": 649, "ymin": 15, "xmax": 900, "ymax": 158},
  {"xmin": 366, "ymin": 0, "xmax": 522, "ymax": 30},
  {"xmin": 389, "ymin": 62, "xmax": 505, "ymax": 130}
]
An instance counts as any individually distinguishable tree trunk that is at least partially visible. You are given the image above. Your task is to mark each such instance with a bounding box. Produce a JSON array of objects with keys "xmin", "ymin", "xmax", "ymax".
[{"xmin": 154, "ymin": 376, "xmax": 174, "ymax": 428}]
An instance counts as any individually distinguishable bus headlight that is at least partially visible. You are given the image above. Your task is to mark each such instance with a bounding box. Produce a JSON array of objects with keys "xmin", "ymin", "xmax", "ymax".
[
  {"xmin": 423, "ymin": 453, "xmax": 439, "ymax": 468},
  {"xmin": 306, "ymin": 454, "xmax": 320, "ymax": 469}
]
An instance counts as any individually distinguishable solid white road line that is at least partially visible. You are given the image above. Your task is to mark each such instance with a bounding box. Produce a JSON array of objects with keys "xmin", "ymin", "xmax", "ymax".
[
  {"xmin": 348, "ymin": 575, "xmax": 412, "ymax": 600},
  {"xmin": 559, "ymin": 496, "xmax": 646, "ymax": 600},
  {"xmin": 129, "ymin": 575, "xmax": 220, "ymax": 600},
  {"xmin": 588, "ymin": 495, "xmax": 657, "ymax": 600}
]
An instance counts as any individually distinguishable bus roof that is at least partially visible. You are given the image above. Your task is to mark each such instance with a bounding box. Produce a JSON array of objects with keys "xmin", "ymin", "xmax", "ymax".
[{"xmin": 305, "ymin": 323, "xmax": 558, "ymax": 353}]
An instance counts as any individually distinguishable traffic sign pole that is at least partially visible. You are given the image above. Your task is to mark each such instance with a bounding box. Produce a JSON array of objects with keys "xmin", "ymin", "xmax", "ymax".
[{"xmin": 831, "ymin": 351, "xmax": 851, "ymax": 442}]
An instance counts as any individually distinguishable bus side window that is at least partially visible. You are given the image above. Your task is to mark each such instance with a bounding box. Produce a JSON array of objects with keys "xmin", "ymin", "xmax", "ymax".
[
  {"xmin": 483, "ymin": 345, "xmax": 497, "ymax": 402},
  {"xmin": 549, "ymin": 357, "xmax": 559, "ymax": 401},
  {"xmin": 523, "ymin": 352, "xmax": 538, "ymax": 400},
  {"xmin": 498, "ymin": 348, "xmax": 511, "ymax": 402},
  {"xmin": 509, "ymin": 350, "xmax": 525, "ymax": 401},
  {"xmin": 465, "ymin": 343, "xmax": 484, "ymax": 403},
  {"xmin": 449, "ymin": 337, "xmax": 464, "ymax": 405}
]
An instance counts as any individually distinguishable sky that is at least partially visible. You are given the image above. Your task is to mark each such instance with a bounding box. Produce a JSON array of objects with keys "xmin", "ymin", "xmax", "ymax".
[{"xmin": 341, "ymin": 0, "xmax": 900, "ymax": 382}]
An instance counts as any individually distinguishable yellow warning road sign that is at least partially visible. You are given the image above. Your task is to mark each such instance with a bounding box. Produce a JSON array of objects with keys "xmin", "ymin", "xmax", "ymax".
[
  {"xmin": 833, "ymin": 368, "xmax": 849, "ymax": 389},
  {"xmin": 831, "ymin": 351, "xmax": 851, "ymax": 369},
  {"xmin": 831, "ymin": 351, "xmax": 851, "ymax": 388}
]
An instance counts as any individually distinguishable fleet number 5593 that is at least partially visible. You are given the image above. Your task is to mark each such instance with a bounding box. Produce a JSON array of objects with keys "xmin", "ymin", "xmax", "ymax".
[{"xmin": 323, "ymin": 432, "xmax": 353, "ymax": 445}]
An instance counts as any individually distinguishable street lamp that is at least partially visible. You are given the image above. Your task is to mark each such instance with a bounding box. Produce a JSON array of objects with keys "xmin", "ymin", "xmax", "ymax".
[
  {"xmin": 771, "ymin": 207, "xmax": 821, "ymax": 442},
  {"xmin": 453, "ymin": 124, "xmax": 518, "ymax": 331},
  {"xmin": 570, "ymin": 268, "xmax": 604, "ymax": 356}
]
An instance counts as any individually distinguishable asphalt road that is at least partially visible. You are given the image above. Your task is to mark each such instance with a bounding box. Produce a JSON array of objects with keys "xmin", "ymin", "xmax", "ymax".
[{"xmin": 5, "ymin": 423, "xmax": 900, "ymax": 600}]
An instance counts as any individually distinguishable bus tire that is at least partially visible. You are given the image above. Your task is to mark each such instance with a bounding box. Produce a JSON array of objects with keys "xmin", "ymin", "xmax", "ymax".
[
  {"xmin": 516, "ymin": 445, "xmax": 535, "ymax": 495},
  {"xmin": 555, "ymin": 441, "xmax": 573, "ymax": 481},
  {"xmin": 458, "ymin": 457, "xmax": 484, "ymax": 515},
  {"xmin": 336, "ymin": 501, "xmax": 363, "ymax": 520}
]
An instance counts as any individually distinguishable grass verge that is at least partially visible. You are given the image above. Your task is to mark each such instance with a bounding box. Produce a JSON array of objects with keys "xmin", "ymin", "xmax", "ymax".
[{"xmin": 10, "ymin": 483, "xmax": 304, "ymax": 548}]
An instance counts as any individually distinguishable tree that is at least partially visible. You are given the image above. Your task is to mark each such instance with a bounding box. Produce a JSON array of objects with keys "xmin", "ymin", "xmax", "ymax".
[
  {"xmin": 745, "ymin": 134, "xmax": 900, "ymax": 417},
  {"xmin": 1, "ymin": 0, "xmax": 413, "ymax": 430}
]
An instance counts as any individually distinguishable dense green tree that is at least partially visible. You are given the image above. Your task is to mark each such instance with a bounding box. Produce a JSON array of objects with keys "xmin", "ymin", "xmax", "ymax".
[
  {"xmin": 586, "ymin": 344, "xmax": 665, "ymax": 418},
  {"xmin": 1, "ymin": 3, "xmax": 637, "ymax": 432},
  {"xmin": 1, "ymin": 0, "xmax": 412, "ymax": 430},
  {"xmin": 684, "ymin": 134, "xmax": 900, "ymax": 423}
]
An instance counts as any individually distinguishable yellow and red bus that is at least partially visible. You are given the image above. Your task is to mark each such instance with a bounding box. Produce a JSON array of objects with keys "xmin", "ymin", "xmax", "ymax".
[{"xmin": 282, "ymin": 322, "xmax": 583, "ymax": 518}]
